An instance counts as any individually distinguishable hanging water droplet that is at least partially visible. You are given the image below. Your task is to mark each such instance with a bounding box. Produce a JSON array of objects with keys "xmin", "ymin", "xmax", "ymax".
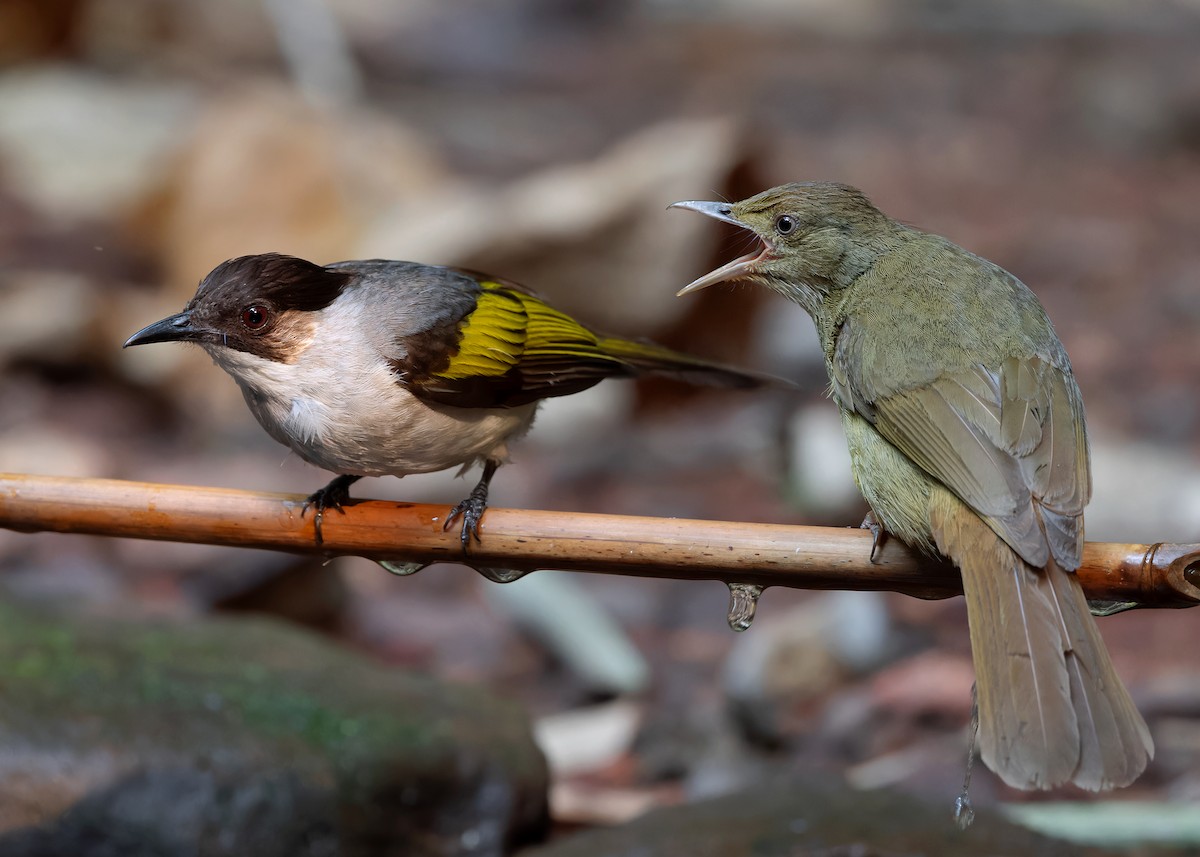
[
  {"xmin": 953, "ymin": 794, "xmax": 975, "ymax": 830},
  {"xmin": 955, "ymin": 682, "xmax": 978, "ymax": 830},
  {"xmin": 471, "ymin": 565, "xmax": 530, "ymax": 584},
  {"xmin": 1087, "ymin": 599, "xmax": 1140, "ymax": 616},
  {"xmin": 726, "ymin": 583, "xmax": 763, "ymax": 632},
  {"xmin": 377, "ymin": 559, "xmax": 428, "ymax": 577}
]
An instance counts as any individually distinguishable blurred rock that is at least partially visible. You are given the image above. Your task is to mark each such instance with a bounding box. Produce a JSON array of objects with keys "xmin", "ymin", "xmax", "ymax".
[
  {"xmin": 647, "ymin": 0, "xmax": 1195, "ymax": 36},
  {"xmin": 533, "ymin": 700, "xmax": 643, "ymax": 778},
  {"xmin": 0, "ymin": 271, "xmax": 97, "ymax": 364},
  {"xmin": 0, "ymin": 66, "xmax": 196, "ymax": 221},
  {"xmin": 1135, "ymin": 673, "xmax": 1200, "ymax": 796},
  {"xmin": 723, "ymin": 592, "xmax": 896, "ymax": 747},
  {"xmin": 0, "ymin": 768, "xmax": 337, "ymax": 857},
  {"xmin": 0, "ymin": 426, "xmax": 111, "ymax": 479},
  {"xmin": 647, "ymin": 0, "xmax": 895, "ymax": 37},
  {"xmin": 360, "ymin": 116, "xmax": 753, "ymax": 336},
  {"xmin": 80, "ymin": 0, "xmax": 277, "ymax": 69},
  {"xmin": 1088, "ymin": 437, "xmax": 1200, "ymax": 544},
  {"xmin": 0, "ymin": 535, "xmax": 125, "ymax": 610},
  {"xmin": 518, "ymin": 774, "xmax": 1102, "ymax": 857},
  {"xmin": 754, "ymin": 297, "xmax": 824, "ymax": 375},
  {"xmin": 0, "ymin": 600, "xmax": 549, "ymax": 855},
  {"xmin": 785, "ymin": 404, "xmax": 861, "ymax": 520},
  {"xmin": 1073, "ymin": 57, "xmax": 1178, "ymax": 155},
  {"xmin": 485, "ymin": 572, "xmax": 651, "ymax": 697},
  {"xmin": 523, "ymin": 383, "xmax": 634, "ymax": 452},
  {"xmin": 1005, "ymin": 801, "xmax": 1200, "ymax": 851},
  {"xmin": 138, "ymin": 85, "xmax": 448, "ymax": 296},
  {"xmin": 867, "ymin": 651, "xmax": 975, "ymax": 724}
]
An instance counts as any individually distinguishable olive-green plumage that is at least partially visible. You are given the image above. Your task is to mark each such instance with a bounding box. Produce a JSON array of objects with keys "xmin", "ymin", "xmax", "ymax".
[{"xmin": 672, "ymin": 183, "xmax": 1152, "ymax": 790}]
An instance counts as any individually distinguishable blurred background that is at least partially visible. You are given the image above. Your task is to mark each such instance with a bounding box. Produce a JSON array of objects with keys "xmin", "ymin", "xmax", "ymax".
[{"xmin": 1, "ymin": 0, "xmax": 1198, "ymax": 851}]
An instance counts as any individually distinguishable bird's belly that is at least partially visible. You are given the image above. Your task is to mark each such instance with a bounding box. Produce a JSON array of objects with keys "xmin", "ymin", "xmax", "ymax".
[
  {"xmin": 246, "ymin": 380, "xmax": 536, "ymax": 478},
  {"xmin": 839, "ymin": 408, "xmax": 938, "ymax": 555}
]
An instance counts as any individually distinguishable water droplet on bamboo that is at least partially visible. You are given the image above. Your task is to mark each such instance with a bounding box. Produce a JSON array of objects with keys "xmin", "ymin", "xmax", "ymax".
[
  {"xmin": 377, "ymin": 560, "xmax": 427, "ymax": 577},
  {"xmin": 1087, "ymin": 599, "xmax": 1139, "ymax": 616},
  {"xmin": 726, "ymin": 583, "xmax": 763, "ymax": 632},
  {"xmin": 472, "ymin": 565, "xmax": 530, "ymax": 584}
]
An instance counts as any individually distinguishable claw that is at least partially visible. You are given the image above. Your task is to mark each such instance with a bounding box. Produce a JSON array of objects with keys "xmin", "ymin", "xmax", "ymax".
[
  {"xmin": 860, "ymin": 510, "xmax": 889, "ymax": 564},
  {"xmin": 301, "ymin": 474, "xmax": 362, "ymax": 545},
  {"xmin": 443, "ymin": 461, "xmax": 498, "ymax": 553},
  {"xmin": 444, "ymin": 484, "xmax": 489, "ymax": 551}
]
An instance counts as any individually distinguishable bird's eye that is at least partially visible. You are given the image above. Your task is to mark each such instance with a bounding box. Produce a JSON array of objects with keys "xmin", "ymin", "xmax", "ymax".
[
  {"xmin": 775, "ymin": 214, "xmax": 796, "ymax": 236},
  {"xmin": 240, "ymin": 305, "xmax": 270, "ymax": 331}
]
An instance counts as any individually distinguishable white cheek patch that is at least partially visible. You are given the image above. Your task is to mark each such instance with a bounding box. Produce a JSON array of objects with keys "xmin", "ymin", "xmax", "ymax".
[{"xmin": 284, "ymin": 396, "xmax": 330, "ymax": 445}]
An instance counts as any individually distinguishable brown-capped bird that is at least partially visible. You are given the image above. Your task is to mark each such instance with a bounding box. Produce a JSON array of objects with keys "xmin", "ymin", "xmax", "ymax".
[
  {"xmin": 125, "ymin": 253, "xmax": 770, "ymax": 547},
  {"xmin": 672, "ymin": 183, "xmax": 1152, "ymax": 790}
]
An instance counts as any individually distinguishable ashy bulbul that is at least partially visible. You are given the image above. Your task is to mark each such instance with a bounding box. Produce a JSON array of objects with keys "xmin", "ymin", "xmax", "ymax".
[{"xmin": 126, "ymin": 253, "xmax": 768, "ymax": 546}]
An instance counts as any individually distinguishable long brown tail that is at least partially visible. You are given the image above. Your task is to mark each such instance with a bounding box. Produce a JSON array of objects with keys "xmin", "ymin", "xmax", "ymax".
[
  {"xmin": 596, "ymin": 336, "xmax": 787, "ymax": 390},
  {"xmin": 929, "ymin": 487, "xmax": 1153, "ymax": 790}
]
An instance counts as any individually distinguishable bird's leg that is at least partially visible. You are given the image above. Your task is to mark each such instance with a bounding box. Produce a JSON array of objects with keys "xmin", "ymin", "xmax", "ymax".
[
  {"xmin": 302, "ymin": 474, "xmax": 362, "ymax": 546},
  {"xmin": 860, "ymin": 509, "xmax": 889, "ymax": 564},
  {"xmin": 444, "ymin": 460, "xmax": 499, "ymax": 551}
]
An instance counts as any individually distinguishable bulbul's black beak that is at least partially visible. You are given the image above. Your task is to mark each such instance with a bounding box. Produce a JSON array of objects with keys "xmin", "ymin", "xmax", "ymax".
[{"xmin": 124, "ymin": 311, "xmax": 199, "ymax": 348}]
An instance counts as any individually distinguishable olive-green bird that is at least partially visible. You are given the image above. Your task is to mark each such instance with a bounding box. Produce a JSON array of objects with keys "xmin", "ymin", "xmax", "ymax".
[
  {"xmin": 671, "ymin": 183, "xmax": 1152, "ymax": 791},
  {"xmin": 125, "ymin": 253, "xmax": 768, "ymax": 546}
]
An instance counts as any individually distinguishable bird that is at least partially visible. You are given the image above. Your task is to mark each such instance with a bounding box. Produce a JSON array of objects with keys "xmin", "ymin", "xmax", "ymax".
[
  {"xmin": 125, "ymin": 252, "xmax": 769, "ymax": 548},
  {"xmin": 670, "ymin": 182, "xmax": 1152, "ymax": 791}
]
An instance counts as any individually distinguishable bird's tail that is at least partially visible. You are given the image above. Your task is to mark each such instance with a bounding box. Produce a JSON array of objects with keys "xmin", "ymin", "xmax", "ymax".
[
  {"xmin": 929, "ymin": 487, "xmax": 1153, "ymax": 790},
  {"xmin": 596, "ymin": 336, "xmax": 786, "ymax": 390}
]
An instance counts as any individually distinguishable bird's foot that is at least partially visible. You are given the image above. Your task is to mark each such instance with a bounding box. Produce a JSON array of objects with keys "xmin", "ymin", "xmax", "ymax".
[
  {"xmin": 444, "ymin": 482, "xmax": 490, "ymax": 552},
  {"xmin": 301, "ymin": 474, "xmax": 362, "ymax": 546},
  {"xmin": 860, "ymin": 510, "xmax": 889, "ymax": 564}
]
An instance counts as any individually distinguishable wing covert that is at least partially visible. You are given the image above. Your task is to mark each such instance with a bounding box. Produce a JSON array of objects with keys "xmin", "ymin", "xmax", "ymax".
[
  {"xmin": 836, "ymin": 325, "xmax": 1090, "ymax": 569},
  {"xmin": 402, "ymin": 281, "xmax": 630, "ymax": 409}
]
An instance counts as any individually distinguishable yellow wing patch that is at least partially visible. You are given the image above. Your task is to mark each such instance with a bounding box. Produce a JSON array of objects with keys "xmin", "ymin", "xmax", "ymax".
[
  {"xmin": 409, "ymin": 277, "xmax": 756, "ymax": 409},
  {"xmin": 437, "ymin": 288, "xmax": 527, "ymax": 379},
  {"xmin": 437, "ymin": 282, "xmax": 619, "ymax": 381}
]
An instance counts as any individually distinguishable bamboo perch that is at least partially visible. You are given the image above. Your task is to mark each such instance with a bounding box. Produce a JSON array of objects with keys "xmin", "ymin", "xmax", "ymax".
[{"xmin": 1, "ymin": 473, "xmax": 1197, "ymax": 608}]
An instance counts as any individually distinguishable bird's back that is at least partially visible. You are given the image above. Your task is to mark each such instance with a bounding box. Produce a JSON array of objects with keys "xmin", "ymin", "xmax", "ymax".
[{"xmin": 834, "ymin": 231, "xmax": 1070, "ymax": 403}]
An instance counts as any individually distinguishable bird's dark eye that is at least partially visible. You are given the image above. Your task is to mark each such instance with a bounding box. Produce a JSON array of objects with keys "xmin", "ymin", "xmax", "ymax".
[
  {"xmin": 240, "ymin": 305, "xmax": 269, "ymax": 331},
  {"xmin": 775, "ymin": 214, "xmax": 796, "ymax": 236}
]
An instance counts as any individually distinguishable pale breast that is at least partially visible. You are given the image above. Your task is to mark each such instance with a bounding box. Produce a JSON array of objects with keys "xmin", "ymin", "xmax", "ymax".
[
  {"xmin": 209, "ymin": 326, "xmax": 536, "ymax": 478},
  {"xmin": 280, "ymin": 382, "xmax": 537, "ymax": 476}
]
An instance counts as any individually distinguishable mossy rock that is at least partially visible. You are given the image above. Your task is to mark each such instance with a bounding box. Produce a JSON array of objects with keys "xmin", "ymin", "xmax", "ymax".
[{"xmin": 0, "ymin": 601, "xmax": 548, "ymax": 856}]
